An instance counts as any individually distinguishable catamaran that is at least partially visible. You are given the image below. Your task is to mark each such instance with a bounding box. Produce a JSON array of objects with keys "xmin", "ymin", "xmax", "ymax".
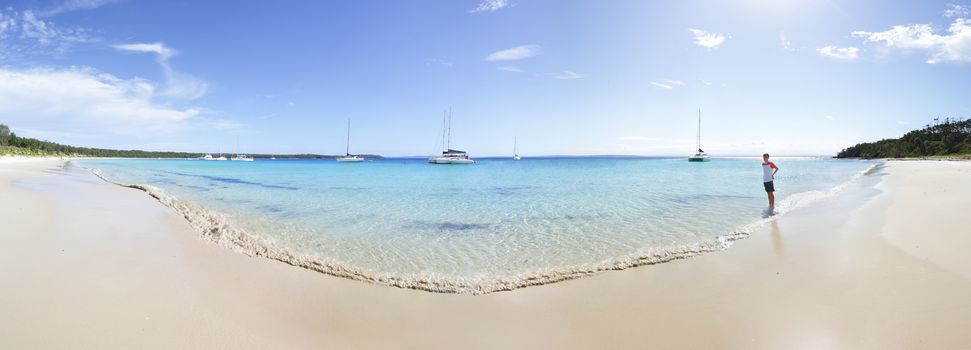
[
  {"xmin": 230, "ymin": 138, "xmax": 254, "ymax": 161},
  {"xmin": 215, "ymin": 147, "xmax": 228, "ymax": 161},
  {"xmin": 513, "ymin": 136, "xmax": 521, "ymax": 160},
  {"xmin": 429, "ymin": 108, "xmax": 475, "ymax": 164},
  {"xmin": 688, "ymin": 109, "xmax": 710, "ymax": 162},
  {"xmin": 336, "ymin": 118, "xmax": 365, "ymax": 162}
]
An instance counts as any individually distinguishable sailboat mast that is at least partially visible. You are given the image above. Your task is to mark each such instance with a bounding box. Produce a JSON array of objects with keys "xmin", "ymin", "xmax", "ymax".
[
  {"xmin": 696, "ymin": 109, "xmax": 702, "ymax": 151},
  {"xmin": 441, "ymin": 110, "xmax": 447, "ymax": 153},
  {"xmin": 447, "ymin": 107, "xmax": 452, "ymax": 151},
  {"xmin": 514, "ymin": 136, "xmax": 518, "ymax": 155},
  {"xmin": 345, "ymin": 118, "xmax": 351, "ymax": 156}
]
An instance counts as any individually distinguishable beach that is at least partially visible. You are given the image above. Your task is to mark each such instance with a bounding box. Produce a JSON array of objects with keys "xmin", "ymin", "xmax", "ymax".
[{"xmin": 2, "ymin": 157, "xmax": 970, "ymax": 349}]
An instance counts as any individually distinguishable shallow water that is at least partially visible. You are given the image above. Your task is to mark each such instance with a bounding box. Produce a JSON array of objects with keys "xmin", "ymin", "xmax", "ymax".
[{"xmin": 79, "ymin": 157, "xmax": 875, "ymax": 293}]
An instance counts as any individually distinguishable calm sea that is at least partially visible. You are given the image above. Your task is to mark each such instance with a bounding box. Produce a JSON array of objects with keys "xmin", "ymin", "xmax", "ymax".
[{"xmin": 78, "ymin": 157, "xmax": 875, "ymax": 293}]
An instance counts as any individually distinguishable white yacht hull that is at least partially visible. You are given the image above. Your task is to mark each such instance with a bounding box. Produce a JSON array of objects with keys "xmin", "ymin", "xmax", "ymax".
[
  {"xmin": 428, "ymin": 157, "xmax": 475, "ymax": 164},
  {"xmin": 336, "ymin": 157, "xmax": 365, "ymax": 162}
]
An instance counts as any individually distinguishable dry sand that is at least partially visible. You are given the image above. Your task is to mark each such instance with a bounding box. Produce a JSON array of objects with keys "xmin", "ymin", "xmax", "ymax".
[{"xmin": 1, "ymin": 158, "xmax": 969, "ymax": 349}]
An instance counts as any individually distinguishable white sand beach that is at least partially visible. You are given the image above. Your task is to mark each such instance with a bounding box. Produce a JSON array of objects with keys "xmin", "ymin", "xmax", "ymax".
[{"xmin": 2, "ymin": 158, "xmax": 970, "ymax": 349}]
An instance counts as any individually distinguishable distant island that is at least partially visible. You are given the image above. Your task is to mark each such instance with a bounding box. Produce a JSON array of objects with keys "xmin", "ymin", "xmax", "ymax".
[
  {"xmin": 837, "ymin": 118, "xmax": 971, "ymax": 159},
  {"xmin": 0, "ymin": 124, "xmax": 381, "ymax": 159}
]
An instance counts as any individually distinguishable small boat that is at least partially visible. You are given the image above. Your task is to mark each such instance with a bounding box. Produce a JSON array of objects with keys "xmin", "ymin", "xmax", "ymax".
[
  {"xmin": 230, "ymin": 138, "xmax": 255, "ymax": 162},
  {"xmin": 337, "ymin": 119, "xmax": 365, "ymax": 163},
  {"xmin": 215, "ymin": 155, "xmax": 228, "ymax": 161},
  {"xmin": 200, "ymin": 154, "xmax": 214, "ymax": 160},
  {"xmin": 430, "ymin": 149, "xmax": 475, "ymax": 164},
  {"xmin": 513, "ymin": 136, "xmax": 521, "ymax": 160},
  {"xmin": 429, "ymin": 108, "xmax": 475, "ymax": 164},
  {"xmin": 688, "ymin": 109, "xmax": 710, "ymax": 162}
]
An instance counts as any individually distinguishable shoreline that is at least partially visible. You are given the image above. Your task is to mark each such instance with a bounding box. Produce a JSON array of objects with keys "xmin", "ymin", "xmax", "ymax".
[
  {"xmin": 3, "ymin": 158, "xmax": 970, "ymax": 348},
  {"xmin": 76, "ymin": 159, "xmax": 879, "ymax": 294}
]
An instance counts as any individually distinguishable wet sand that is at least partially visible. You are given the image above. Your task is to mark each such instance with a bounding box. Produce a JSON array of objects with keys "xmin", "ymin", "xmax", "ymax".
[{"xmin": 1, "ymin": 158, "xmax": 969, "ymax": 349}]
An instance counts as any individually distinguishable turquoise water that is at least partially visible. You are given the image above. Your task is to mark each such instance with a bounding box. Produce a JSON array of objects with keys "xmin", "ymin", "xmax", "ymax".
[{"xmin": 78, "ymin": 157, "xmax": 875, "ymax": 293}]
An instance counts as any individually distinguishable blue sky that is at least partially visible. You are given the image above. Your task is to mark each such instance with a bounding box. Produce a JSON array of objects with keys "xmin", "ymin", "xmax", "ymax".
[{"xmin": 0, "ymin": 0, "xmax": 969, "ymax": 156}]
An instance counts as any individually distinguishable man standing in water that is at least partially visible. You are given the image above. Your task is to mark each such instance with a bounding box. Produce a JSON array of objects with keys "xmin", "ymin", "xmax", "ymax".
[{"xmin": 762, "ymin": 153, "xmax": 779, "ymax": 207}]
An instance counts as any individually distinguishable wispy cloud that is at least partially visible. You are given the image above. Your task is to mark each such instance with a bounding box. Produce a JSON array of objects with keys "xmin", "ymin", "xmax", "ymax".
[
  {"xmin": 851, "ymin": 17, "xmax": 971, "ymax": 64},
  {"xmin": 649, "ymin": 81, "xmax": 673, "ymax": 89},
  {"xmin": 485, "ymin": 44, "xmax": 540, "ymax": 61},
  {"xmin": 780, "ymin": 31, "xmax": 793, "ymax": 50},
  {"xmin": 945, "ymin": 3, "xmax": 970, "ymax": 18},
  {"xmin": 649, "ymin": 79, "xmax": 684, "ymax": 89},
  {"xmin": 497, "ymin": 65, "xmax": 523, "ymax": 73},
  {"xmin": 114, "ymin": 42, "xmax": 208, "ymax": 100},
  {"xmin": 0, "ymin": 9, "xmax": 95, "ymax": 58},
  {"xmin": 688, "ymin": 28, "xmax": 727, "ymax": 48},
  {"xmin": 816, "ymin": 45, "xmax": 860, "ymax": 60},
  {"xmin": 469, "ymin": 0, "xmax": 510, "ymax": 13},
  {"xmin": 553, "ymin": 70, "xmax": 583, "ymax": 80},
  {"xmin": 38, "ymin": 0, "xmax": 119, "ymax": 17},
  {"xmin": 425, "ymin": 58, "xmax": 453, "ymax": 67},
  {"xmin": 824, "ymin": 115, "xmax": 836, "ymax": 121},
  {"xmin": 0, "ymin": 67, "xmax": 201, "ymax": 135},
  {"xmin": 114, "ymin": 42, "xmax": 173, "ymax": 59},
  {"xmin": 618, "ymin": 136, "xmax": 658, "ymax": 141}
]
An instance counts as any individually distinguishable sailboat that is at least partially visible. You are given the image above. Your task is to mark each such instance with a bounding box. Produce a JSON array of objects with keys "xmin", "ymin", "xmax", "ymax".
[
  {"xmin": 215, "ymin": 147, "xmax": 228, "ymax": 161},
  {"xmin": 513, "ymin": 136, "xmax": 521, "ymax": 160},
  {"xmin": 429, "ymin": 108, "xmax": 475, "ymax": 164},
  {"xmin": 336, "ymin": 118, "xmax": 365, "ymax": 162},
  {"xmin": 231, "ymin": 138, "xmax": 254, "ymax": 161},
  {"xmin": 688, "ymin": 109, "xmax": 710, "ymax": 162}
]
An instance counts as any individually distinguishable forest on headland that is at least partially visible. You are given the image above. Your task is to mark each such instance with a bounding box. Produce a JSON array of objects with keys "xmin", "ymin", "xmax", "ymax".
[
  {"xmin": 0, "ymin": 124, "xmax": 380, "ymax": 159},
  {"xmin": 836, "ymin": 118, "xmax": 971, "ymax": 159}
]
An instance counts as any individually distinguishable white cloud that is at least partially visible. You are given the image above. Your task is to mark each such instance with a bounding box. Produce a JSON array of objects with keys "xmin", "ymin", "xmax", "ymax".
[
  {"xmin": 553, "ymin": 70, "xmax": 582, "ymax": 80},
  {"xmin": 618, "ymin": 136, "xmax": 658, "ymax": 141},
  {"xmin": 817, "ymin": 45, "xmax": 860, "ymax": 60},
  {"xmin": 824, "ymin": 115, "xmax": 836, "ymax": 121},
  {"xmin": 485, "ymin": 44, "xmax": 540, "ymax": 61},
  {"xmin": 663, "ymin": 79, "xmax": 685, "ymax": 86},
  {"xmin": 944, "ymin": 3, "xmax": 970, "ymax": 18},
  {"xmin": 114, "ymin": 42, "xmax": 208, "ymax": 99},
  {"xmin": 649, "ymin": 81, "xmax": 673, "ymax": 89},
  {"xmin": 780, "ymin": 31, "xmax": 793, "ymax": 50},
  {"xmin": 851, "ymin": 18, "xmax": 971, "ymax": 64},
  {"xmin": 0, "ymin": 67, "xmax": 201, "ymax": 135},
  {"xmin": 38, "ymin": 0, "xmax": 119, "ymax": 17},
  {"xmin": 497, "ymin": 65, "xmax": 523, "ymax": 73},
  {"xmin": 0, "ymin": 9, "xmax": 94, "ymax": 57},
  {"xmin": 688, "ymin": 28, "xmax": 727, "ymax": 48},
  {"xmin": 700, "ymin": 80, "xmax": 713, "ymax": 86},
  {"xmin": 469, "ymin": 0, "xmax": 509, "ymax": 13},
  {"xmin": 114, "ymin": 42, "xmax": 174, "ymax": 59},
  {"xmin": 425, "ymin": 58, "xmax": 453, "ymax": 67}
]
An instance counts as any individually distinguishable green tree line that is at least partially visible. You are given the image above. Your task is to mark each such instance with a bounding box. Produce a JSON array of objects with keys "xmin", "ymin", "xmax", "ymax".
[
  {"xmin": 0, "ymin": 123, "xmax": 380, "ymax": 158},
  {"xmin": 836, "ymin": 117, "xmax": 971, "ymax": 159}
]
